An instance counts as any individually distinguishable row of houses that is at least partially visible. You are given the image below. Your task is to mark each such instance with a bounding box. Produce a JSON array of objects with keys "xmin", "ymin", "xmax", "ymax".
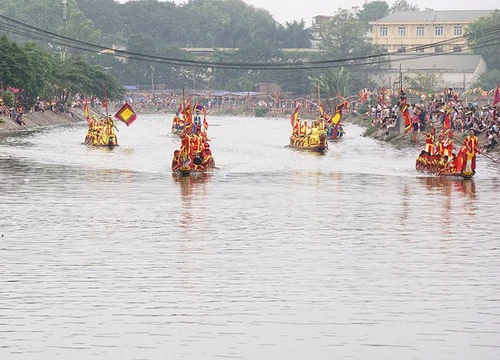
[
  {"xmin": 311, "ymin": 9, "xmax": 494, "ymax": 90},
  {"xmin": 116, "ymin": 9, "xmax": 495, "ymax": 94}
]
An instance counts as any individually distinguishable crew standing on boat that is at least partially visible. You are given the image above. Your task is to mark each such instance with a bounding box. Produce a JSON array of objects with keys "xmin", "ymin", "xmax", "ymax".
[
  {"xmin": 425, "ymin": 127, "xmax": 436, "ymax": 155},
  {"xmin": 462, "ymin": 129, "xmax": 480, "ymax": 175}
]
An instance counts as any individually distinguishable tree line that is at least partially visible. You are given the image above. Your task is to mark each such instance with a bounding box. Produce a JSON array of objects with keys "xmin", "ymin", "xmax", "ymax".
[
  {"xmin": 0, "ymin": 35, "xmax": 124, "ymax": 108},
  {"xmin": 1, "ymin": 0, "xmax": 498, "ymax": 107}
]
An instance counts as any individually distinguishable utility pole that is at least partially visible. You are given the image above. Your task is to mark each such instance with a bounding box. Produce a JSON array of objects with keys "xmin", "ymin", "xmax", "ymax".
[
  {"xmin": 150, "ymin": 66, "xmax": 154, "ymax": 98},
  {"xmin": 399, "ymin": 63, "xmax": 405, "ymax": 134},
  {"xmin": 61, "ymin": 0, "xmax": 68, "ymax": 61}
]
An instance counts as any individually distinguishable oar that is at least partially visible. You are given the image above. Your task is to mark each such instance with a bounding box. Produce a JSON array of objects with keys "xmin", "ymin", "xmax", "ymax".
[
  {"xmin": 480, "ymin": 151, "xmax": 500, "ymax": 165},
  {"xmin": 451, "ymin": 135, "xmax": 500, "ymax": 165}
]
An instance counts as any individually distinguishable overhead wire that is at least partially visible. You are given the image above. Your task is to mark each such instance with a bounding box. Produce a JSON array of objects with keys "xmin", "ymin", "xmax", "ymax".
[{"xmin": 0, "ymin": 13, "xmax": 499, "ymax": 70}]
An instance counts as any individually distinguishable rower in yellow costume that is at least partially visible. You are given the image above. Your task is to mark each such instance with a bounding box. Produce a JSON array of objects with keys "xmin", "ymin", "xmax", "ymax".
[{"xmin": 102, "ymin": 115, "xmax": 118, "ymax": 146}]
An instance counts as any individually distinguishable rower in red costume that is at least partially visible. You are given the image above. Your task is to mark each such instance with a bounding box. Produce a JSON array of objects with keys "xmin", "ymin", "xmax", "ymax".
[
  {"xmin": 425, "ymin": 127, "xmax": 436, "ymax": 155},
  {"xmin": 435, "ymin": 134, "xmax": 445, "ymax": 156},
  {"xmin": 462, "ymin": 129, "xmax": 481, "ymax": 174},
  {"xmin": 443, "ymin": 133, "xmax": 454, "ymax": 158}
]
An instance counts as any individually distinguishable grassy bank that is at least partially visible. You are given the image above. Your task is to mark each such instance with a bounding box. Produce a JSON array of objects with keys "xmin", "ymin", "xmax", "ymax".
[{"xmin": 0, "ymin": 108, "xmax": 88, "ymax": 134}]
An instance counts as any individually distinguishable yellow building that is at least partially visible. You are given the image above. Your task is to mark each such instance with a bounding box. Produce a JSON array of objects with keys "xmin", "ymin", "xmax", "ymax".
[{"xmin": 370, "ymin": 10, "xmax": 493, "ymax": 54}]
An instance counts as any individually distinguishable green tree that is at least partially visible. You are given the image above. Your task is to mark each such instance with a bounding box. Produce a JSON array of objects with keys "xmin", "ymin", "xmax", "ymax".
[
  {"xmin": 0, "ymin": 35, "xmax": 31, "ymax": 90},
  {"xmin": 21, "ymin": 42, "xmax": 55, "ymax": 103},
  {"xmin": 58, "ymin": 9, "xmax": 102, "ymax": 57},
  {"xmin": 277, "ymin": 20, "xmax": 311, "ymax": 48},
  {"xmin": 310, "ymin": 67, "xmax": 352, "ymax": 107},
  {"xmin": 318, "ymin": 9, "xmax": 375, "ymax": 59},
  {"xmin": 358, "ymin": 1, "xmax": 390, "ymax": 27},
  {"xmin": 467, "ymin": 10, "xmax": 500, "ymax": 71},
  {"xmin": 389, "ymin": 0, "xmax": 419, "ymax": 13},
  {"xmin": 53, "ymin": 57, "xmax": 125, "ymax": 103},
  {"xmin": 474, "ymin": 69, "xmax": 500, "ymax": 90},
  {"xmin": 407, "ymin": 72, "xmax": 443, "ymax": 93}
]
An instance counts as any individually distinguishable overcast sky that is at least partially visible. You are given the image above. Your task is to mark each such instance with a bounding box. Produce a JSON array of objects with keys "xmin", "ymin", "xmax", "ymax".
[{"xmin": 115, "ymin": 0, "xmax": 498, "ymax": 25}]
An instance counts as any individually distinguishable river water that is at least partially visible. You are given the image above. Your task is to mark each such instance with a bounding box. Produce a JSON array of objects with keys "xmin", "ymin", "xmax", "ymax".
[{"xmin": 0, "ymin": 115, "xmax": 499, "ymax": 360}]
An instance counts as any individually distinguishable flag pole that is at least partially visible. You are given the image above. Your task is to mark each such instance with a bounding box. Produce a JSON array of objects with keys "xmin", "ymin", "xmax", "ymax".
[{"xmin": 104, "ymin": 86, "xmax": 108, "ymax": 117}]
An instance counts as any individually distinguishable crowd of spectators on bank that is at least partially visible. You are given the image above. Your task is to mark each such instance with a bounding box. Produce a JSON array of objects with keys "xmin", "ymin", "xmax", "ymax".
[
  {"xmin": 368, "ymin": 95, "xmax": 500, "ymax": 152},
  {"xmin": 0, "ymin": 95, "xmax": 67, "ymax": 127}
]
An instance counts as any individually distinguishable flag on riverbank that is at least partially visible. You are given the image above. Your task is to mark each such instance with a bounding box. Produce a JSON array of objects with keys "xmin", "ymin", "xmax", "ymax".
[
  {"xmin": 443, "ymin": 108, "xmax": 451, "ymax": 134},
  {"xmin": 400, "ymin": 97, "xmax": 411, "ymax": 133},
  {"xmin": 114, "ymin": 103, "xmax": 137, "ymax": 126},
  {"xmin": 84, "ymin": 103, "xmax": 90, "ymax": 123},
  {"xmin": 290, "ymin": 103, "xmax": 300, "ymax": 127},
  {"xmin": 494, "ymin": 83, "xmax": 500, "ymax": 106}
]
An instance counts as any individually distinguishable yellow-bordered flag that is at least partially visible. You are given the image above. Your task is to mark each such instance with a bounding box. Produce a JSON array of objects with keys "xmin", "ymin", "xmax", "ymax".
[
  {"xmin": 114, "ymin": 103, "xmax": 137, "ymax": 126},
  {"xmin": 84, "ymin": 104, "xmax": 90, "ymax": 123},
  {"xmin": 290, "ymin": 103, "xmax": 300, "ymax": 127}
]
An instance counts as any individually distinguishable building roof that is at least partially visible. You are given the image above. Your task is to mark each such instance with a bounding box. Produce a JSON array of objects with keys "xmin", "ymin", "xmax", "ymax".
[
  {"xmin": 389, "ymin": 54, "xmax": 484, "ymax": 72},
  {"xmin": 372, "ymin": 10, "xmax": 493, "ymax": 23}
]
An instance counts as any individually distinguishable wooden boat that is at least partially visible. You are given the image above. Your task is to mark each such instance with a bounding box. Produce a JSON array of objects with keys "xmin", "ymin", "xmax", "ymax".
[
  {"xmin": 83, "ymin": 117, "xmax": 119, "ymax": 148},
  {"xmin": 415, "ymin": 153, "xmax": 475, "ymax": 179},
  {"xmin": 173, "ymin": 155, "xmax": 215, "ymax": 176},
  {"xmin": 171, "ymin": 101, "xmax": 215, "ymax": 175},
  {"xmin": 289, "ymin": 133, "xmax": 328, "ymax": 153},
  {"xmin": 289, "ymin": 104, "xmax": 328, "ymax": 153}
]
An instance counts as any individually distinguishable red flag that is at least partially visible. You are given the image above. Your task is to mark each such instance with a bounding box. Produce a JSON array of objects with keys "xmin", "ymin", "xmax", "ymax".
[
  {"xmin": 443, "ymin": 109, "xmax": 451, "ymax": 133},
  {"xmin": 183, "ymin": 100, "xmax": 192, "ymax": 130},
  {"xmin": 290, "ymin": 102, "xmax": 300, "ymax": 127},
  {"xmin": 102, "ymin": 86, "xmax": 108, "ymax": 117},
  {"xmin": 400, "ymin": 97, "xmax": 411, "ymax": 133},
  {"xmin": 114, "ymin": 103, "xmax": 137, "ymax": 126},
  {"xmin": 84, "ymin": 103, "xmax": 90, "ymax": 123},
  {"xmin": 494, "ymin": 83, "xmax": 500, "ymax": 106},
  {"xmin": 203, "ymin": 108, "xmax": 208, "ymax": 130}
]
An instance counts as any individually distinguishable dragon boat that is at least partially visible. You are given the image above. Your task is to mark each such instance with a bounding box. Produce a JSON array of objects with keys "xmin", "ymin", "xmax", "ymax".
[
  {"xmin": 171, "ymin": 101, "xmax": 215, "ymax": 175},
  {"xmin": 83, "ymin": 115, "xmax": 119, "ymax": 148},
  {"xmin": 415, "ymin": 152, "xmax": 475, "ymax": 179},
  {"xmin": 288, "ymin": 132, "xmax": 328, "ymax": 153},
  {"xmin": 288, "ymin": 103, "xmax": 328, "ymax": 153}
]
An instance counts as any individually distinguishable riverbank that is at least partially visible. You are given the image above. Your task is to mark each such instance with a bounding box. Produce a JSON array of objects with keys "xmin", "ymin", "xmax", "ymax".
[
  {"xmin": 349, "ymin": 114, "xmax": 490, "ymax": 151},
  {"xmin": 0, "ymin": 108, "xmax": 87, "ymax": 134}
]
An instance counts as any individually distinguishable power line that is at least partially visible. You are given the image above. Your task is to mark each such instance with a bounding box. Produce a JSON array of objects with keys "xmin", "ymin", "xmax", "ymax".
[{"xmin": 0, "ymin": 13, "xmax": 499, "ymax": 70}]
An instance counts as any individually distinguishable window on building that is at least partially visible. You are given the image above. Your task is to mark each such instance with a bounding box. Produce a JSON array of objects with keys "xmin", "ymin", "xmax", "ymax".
[
  {"xmin": 454, "ymin": 26, "xmax": 463, "ymax": 36},
  {"xmin": 398, "ymin": 26, "xmax": 407, "ymax": 36},
  {"xmin": 434, "ymin": 46, "xmax": 443, "ymax": 53},
  {"xmin": 415, "ymin": 46, "xmax": 425, "ymax": 53},
  {"xmin": 453, "ymin": 46, "xmax": 462, "ymax": 53},
  {"xmin": 416, "ymin": 26, "xmax": 425, "ymax": 36},
  {"xmin": 435, "ymin": 26, "xmax": 444, "ymax": 36},
  {"xmin": 379, "ymin": 26, "xmax": 388, "ymax": 36},
  {"xmin": 397, "ymin": 46, "xmax": 406, "ymax": 53}
]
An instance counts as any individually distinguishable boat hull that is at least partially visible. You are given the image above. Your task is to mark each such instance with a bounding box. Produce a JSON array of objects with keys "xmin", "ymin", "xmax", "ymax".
[{"xmin": 289, "ymin": 134, "xmax": 328, "ymax": 153}]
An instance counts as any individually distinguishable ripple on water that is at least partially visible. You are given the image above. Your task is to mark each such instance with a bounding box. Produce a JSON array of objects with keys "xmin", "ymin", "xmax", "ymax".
[{"xmin": 0, "ymin": 116, "xmax": 499, "ymax": 359}]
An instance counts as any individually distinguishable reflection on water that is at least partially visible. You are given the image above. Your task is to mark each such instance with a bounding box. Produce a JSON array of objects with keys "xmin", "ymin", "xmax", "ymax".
[
  {"xmin": 0, "ymin": 116, "xmax": 500, "ymax": 360},
  {"xmin": 172, "ymin": 172, "xmax": 212, "ymax": 198}
]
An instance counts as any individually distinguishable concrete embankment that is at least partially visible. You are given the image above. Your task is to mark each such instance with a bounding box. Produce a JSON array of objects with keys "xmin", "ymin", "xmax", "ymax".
[{"xmin": 0, "ymin": 108, "xmax": 86, "ymax": 134}]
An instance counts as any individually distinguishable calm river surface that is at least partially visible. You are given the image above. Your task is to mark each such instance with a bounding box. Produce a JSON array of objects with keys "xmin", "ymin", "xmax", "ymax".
[{"xmin": 0, "ymin": 115, "xmax": 499, "ymax": 360}]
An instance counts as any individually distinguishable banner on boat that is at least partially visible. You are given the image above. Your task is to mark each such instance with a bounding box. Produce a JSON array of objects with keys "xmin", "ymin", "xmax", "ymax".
[{"xmin": 114, "ymin": 103, "xmax": 137, "ymax": 126}]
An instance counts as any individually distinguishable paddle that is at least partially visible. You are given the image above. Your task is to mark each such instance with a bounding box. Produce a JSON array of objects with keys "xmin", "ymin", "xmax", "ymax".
[
  {"xmin": 451, "ymin": 134, "xmax": 500, "ymax": 165},
  {"xmin": 480, "ymin": 151, "xmax": 500, "ymax": 165}
]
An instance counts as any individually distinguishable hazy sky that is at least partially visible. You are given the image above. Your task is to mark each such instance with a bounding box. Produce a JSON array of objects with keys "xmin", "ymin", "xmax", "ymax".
[{"xmin": 115, "ymin": 0, "xmax": 498, "ymax": 25}]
